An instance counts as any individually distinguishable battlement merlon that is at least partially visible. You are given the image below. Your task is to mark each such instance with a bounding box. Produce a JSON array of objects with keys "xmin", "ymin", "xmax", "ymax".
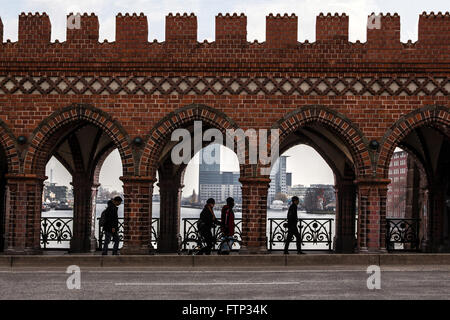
[
  {"xmin": 166, "ymin": 13, "xmax": 197, "ymax": 44},
  {"xmin": 116, "ymin": 13, "xmax": 148, "ymax": 45},
  {"xmin": 366, "ymin": 13, "xmax": 400, "ymax": 48},
  {"xmin": 316, "ymin": 13, "xmax": 348, "ymax": 42},
  {"xmin": 266, "ymin": 14, "xmax": 298, "ymax": 49},
  {"xmin": 215, "ymin": 13, "xmax": 246, "ymax": 43},
  {"xmin": 18, "ymin": 12, "xmax": 51, "ymax": 44},
  {"xmin": 66, "ymin": 13, "xmax": 99, "ymax": 43},
  {"xmin": 419, "ymin": 12, "xmax": 450, "ymax": 44}
]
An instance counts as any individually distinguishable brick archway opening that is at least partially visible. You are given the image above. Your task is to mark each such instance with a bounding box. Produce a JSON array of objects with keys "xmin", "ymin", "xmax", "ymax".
[
  {"xmin": 380, "ymin": 106, "xmax": 450, "ymax": 253},
  {"xmin": 268, "ymin": 106, "xmax": 369, "ymax": 254},
  {"xmin": 22, "ymin": 105, "xmax": 132, "ymax": 253},
  {"xmin": 165, "ymin": 143, "xmax": 243, "ymax": 254},
  {"xmin": 142, "ymin": 105, "xmax": 241, "ymax": 253},
  {"xmin": 271, "ymin": 126, "xmax": 358, "ymax": 254}
]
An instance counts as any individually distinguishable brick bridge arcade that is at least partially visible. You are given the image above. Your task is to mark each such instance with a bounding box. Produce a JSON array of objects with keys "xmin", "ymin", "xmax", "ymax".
[{"xmin": 0, "ymin": 11, "xmax": 449, "ymax": 254}]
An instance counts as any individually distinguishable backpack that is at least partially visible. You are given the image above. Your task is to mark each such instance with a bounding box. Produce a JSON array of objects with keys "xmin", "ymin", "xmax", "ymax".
[{"xmin": 99, "ymin": 208, "xmax": 107, "ymax": 228}]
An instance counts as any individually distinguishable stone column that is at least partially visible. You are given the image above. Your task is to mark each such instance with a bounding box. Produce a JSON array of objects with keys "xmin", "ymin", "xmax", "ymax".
[
  {"xmin": 355, "ymin": 178, "xmax": 390, "ymax": 253},
  {"xmin": 157, "ymin": 179, "xmax": 183, "ymax": 253},
  {"xmin": 70, "ymin": 174, "xmax": 93, "ymax": 253},
  {"xmin": 428, "ymin": 183, "xmax": 445, "ymax": 252},
  {"xmin": 120, "ymin": 176, "xmax": 155, "ymax": 255},
  {"xmin": 334, "ymin": 178, "xmax": 357, "ymax": 253},
  {"xmin": 4, "ymin": 174, "xmax": 46, "ymax": 254},
  {"xmin": 419, "ymin": 187, "xmax": 430, "ymax": 252},
  {"xmin": 239, "ymin": 176, "xmax": 270, "ymax": 254},
  {"xmin": 405, "ymin": 159, "xmax": 420, "ymax": 219},
  {"xmin": 89, "ymin": 183, "xmax": 100, "ymax": 252}
]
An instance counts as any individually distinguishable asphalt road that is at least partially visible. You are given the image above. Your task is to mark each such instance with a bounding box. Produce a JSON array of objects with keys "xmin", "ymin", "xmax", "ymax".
[{"xmin": 1, "ymin": 266, "xmax": 450, "ymax": 300}]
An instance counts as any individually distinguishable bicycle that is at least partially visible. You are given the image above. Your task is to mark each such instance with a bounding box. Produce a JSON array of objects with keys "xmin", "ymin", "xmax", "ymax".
[
  {"xmin": 217, "ymin": 235, "xmax": 237, "ymax": 255},
  {"xmin": 178, "ymin": 232, "xmax": 206, "ymax": 255}
]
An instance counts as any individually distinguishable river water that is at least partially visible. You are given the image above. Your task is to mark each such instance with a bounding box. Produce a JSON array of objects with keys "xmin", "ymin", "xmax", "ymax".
[{"xmin": 42, "ymin": 203, "xmax": 335, "ymax": 250}]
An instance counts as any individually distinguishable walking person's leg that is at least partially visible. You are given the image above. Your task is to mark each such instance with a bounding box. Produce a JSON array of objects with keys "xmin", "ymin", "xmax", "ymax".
[
  {"xmin": 205, "ymin": 230, "xmax": 213, "ymax": 255},
  {"xmin": 294, "ymin": 228, "xmax": 303, "ymax": 253},
  {"xmin": 284, "ymin": 230, "xmax": 293, "ymax": 254},
  {"xmin": 102, "ymin": 231, "xmax": 111, "ymax": 255},
  {"xmin": 112, "ymin": 232, "xmax": 120, "ymax": 255}
]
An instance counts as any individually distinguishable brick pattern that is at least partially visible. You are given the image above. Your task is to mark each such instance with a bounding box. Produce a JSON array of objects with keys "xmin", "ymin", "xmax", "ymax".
[
  {"xmin": 1, "ymin": 75, "xmax": 449, "ymax": 96},
  {"xmin": 356, "ymin": 179, "xmax": 390, "ymax": 252},
  {"xmin": 4, "ymin": 175, "xmax": 44, "ymax": 253},
  {"xmin": 378, "ymin": 105, "xmax": 450, "ymax": 177},
  {"xmin": 140, "ymin": 104, "xmax": 239, "ymax": 178},
  {"xmin": 273, "ymin": 106, "xmax": 370, "ymax": 177},
  {"xmin": 23, "ymin": 103, "xmax": 134, "ymax": 176},
  {"xmin": 239, "ymin": 176, "xmax": 270, "ymax": 253},
  {"xmin": 0, "ymin": 120, "xmax": 20, "ymax": 174},
  {"xmin": 120, "ymin": 176, "xmax": 155, "ymax": 254}
]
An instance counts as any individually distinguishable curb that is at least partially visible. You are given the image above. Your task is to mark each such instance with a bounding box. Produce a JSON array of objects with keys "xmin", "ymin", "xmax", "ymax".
[{"xmin": 1, "ymin": 254, "xmax": 449, "ymax": 269}]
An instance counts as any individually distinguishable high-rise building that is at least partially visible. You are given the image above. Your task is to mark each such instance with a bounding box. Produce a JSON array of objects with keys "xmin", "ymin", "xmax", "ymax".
[
  {"xmin": 268, "ymin": 156, "xmax": 292, "ymax": 204},
  {"xmin": 199, "ymin": 144, "xmax": 241, "ymax": 203},
  {"xmin": 387, "ymin": 150, "xmax": 408, "ymax": 218}
]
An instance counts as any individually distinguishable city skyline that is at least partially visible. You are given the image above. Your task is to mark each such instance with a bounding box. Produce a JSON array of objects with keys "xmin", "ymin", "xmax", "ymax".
[{"xmin": 45, "ymin": 143, "xmax": 335, "ymax": 196}]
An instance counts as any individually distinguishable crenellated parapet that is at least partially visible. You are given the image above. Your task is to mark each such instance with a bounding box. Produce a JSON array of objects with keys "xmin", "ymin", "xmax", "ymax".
[{"xmin": 0, "ymin": 11, "xmax": 449, "ymax": 71}]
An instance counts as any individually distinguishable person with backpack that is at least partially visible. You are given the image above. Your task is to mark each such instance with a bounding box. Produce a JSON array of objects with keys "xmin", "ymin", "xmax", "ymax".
[
  {"xmin": 219, "ymin": 197, "xmax": 235, "ymax": 255},
  {"xmin": 196, "ymin": 198, "xmax": 218, "ymax": 255},
  {"xmin": 101, "ymin": 196, "xmax": 122, "ymax": 255},
  {"xmin": 284, "ymin": 196, "xmax": 304, "ymax": 254}
]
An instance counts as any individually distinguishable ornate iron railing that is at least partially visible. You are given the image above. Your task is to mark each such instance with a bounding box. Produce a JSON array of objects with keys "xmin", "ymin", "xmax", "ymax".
[
  {"xmin": 97, "ymin": 218, "xmax": 160, "ymax": 250},
  {"xmin": 268, "ymin": 218, "xmax": 334, "ymax": 251},
  {"xmin": 41, "ymin": 217, "xmax": 334, "ymax": 252},
  {"xmin": 40, "ymin": 217, "xmax": 73, "ymax": 249},
  {"xmin": 182, "ymin": 218, "xmax": 242, "ymax": 251},
  {"xmin": 386, "ymin": 218, "xmax": 421, "ymax": 251}
]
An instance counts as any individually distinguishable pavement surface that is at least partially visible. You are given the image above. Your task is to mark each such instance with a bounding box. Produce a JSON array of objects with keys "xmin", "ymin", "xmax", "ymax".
[{"xmin": 1, "ymin": 265, "xmax": 450, "ymax": 300}]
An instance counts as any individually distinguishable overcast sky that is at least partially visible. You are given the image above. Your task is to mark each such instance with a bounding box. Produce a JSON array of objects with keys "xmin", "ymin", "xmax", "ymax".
[{"xmin": 7, "ymin": 0, "xmax": 445, "ymax": 195}]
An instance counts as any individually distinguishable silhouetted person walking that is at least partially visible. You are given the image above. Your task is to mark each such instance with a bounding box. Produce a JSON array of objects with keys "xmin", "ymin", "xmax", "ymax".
[
  {"xmin": 197, "ymin": 198, "xmax": 218, "ymax": 255},
  {"xmin": 219, "ymin": 197, "xmax": 235, "ymax": 255},
  {"xmin": 284, "ymin": 196, "xmax": 303, "ymax": 254},
  {"xmin": 101, "ymin": 196, "xmax": 122, "ymax": 255}
]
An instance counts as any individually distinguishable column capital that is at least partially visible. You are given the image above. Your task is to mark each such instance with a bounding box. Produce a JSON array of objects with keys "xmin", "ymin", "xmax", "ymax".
[
  {"xmin": 354, "ymin": 177, "xmax": 391, "ymax": 188},
  {"xmin": 158, "ymin": 180, "xmax": 184, "ymax": 190},
  {"xmin": 239, "ymin": 176, "xmax": 271, "ymax": 185},
  {"xmin": 5, "ymin": 173, "xmax": 47, "ymax": 182},
  {"xmin": 119, "ymin": 175, "xmax": 157, "ymax": 184}
]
